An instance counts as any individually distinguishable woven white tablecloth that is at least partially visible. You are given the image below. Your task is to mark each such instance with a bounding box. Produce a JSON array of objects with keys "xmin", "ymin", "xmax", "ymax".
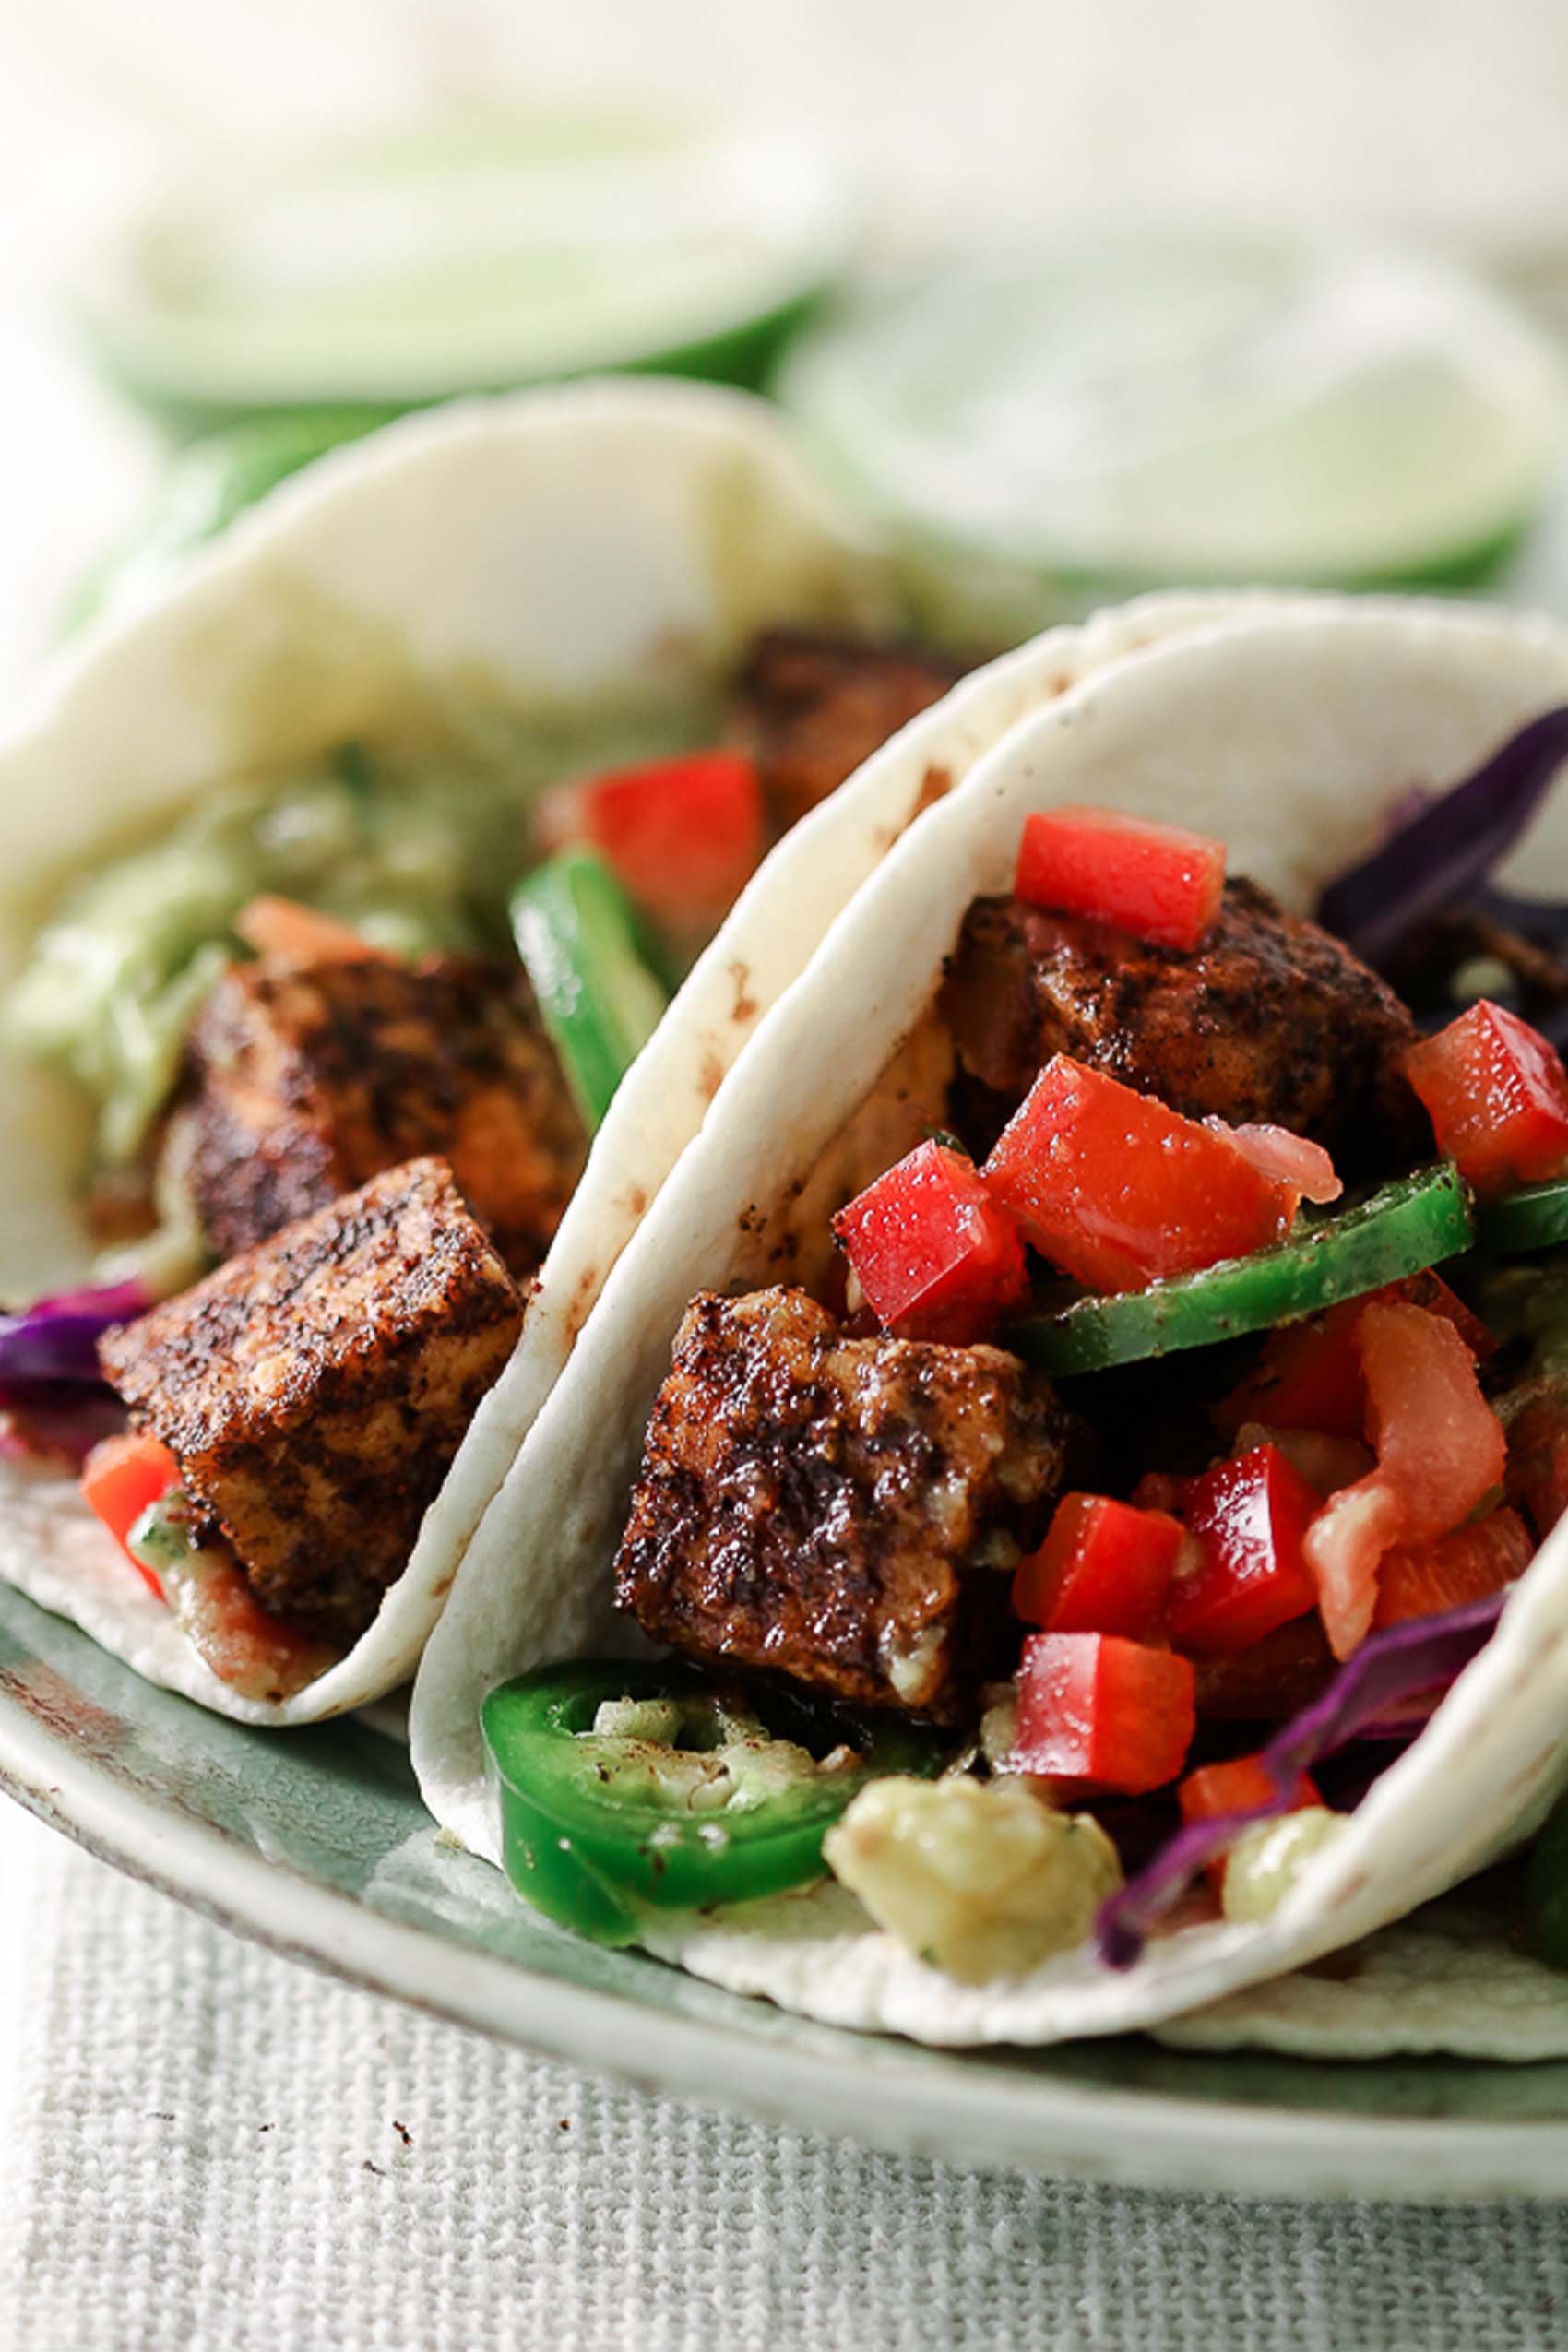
[{"xmin": 1, "ymin": 1796, "xmax": 1566, "ymax": 2352}]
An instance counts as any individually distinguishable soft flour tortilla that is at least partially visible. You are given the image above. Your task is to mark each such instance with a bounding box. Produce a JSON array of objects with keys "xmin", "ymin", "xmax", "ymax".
[
  {"xmin": 0, "ymin": 378, "xmax": 908, "ymax": 1726},
  {"xmin": 412, "ymin": 594, "xmax": 1568, "ymax": 2048}
]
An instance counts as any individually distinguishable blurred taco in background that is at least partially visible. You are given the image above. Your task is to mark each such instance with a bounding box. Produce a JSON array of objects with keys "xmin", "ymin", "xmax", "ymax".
[
  {"xmin": 411, "ymin": 593, "xmax": 1568, "ymax": 2052},
  {"xmin": 0, "ymin": 378, "xmax": 987, "ymax": 1725}
]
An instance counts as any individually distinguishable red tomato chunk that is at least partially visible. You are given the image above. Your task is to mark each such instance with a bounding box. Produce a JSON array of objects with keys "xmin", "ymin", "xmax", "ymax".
[
  {"xmin": 1405, "ymin": 1000, "xmax": 1568, "ymax": 1195},
  {"xmin": 538, "ymin": 749, "xmax": 764, "ymax": 933},
  {"xmin": 982, "ymin": 1056, "xmax": 1298, "ymax": 1293},
  {"xmin": 1178, "ymin": 1752, "xmax": 1323, "ymax": 1890},
  {"xmin": 1014, "ymin": 1632, "xmax": 1195, "ymax": 1795},
  {"xmin": 1165, "ymin": 1443, "xmax": 1322, "ymax": 1657},
  {"xmin": 1014, "ymin": 804, "xmax": 1227, "ymax": 952},
  {"xmin": 81, "ymin": 1431, "xmax": 180, "ymax": 1599},
  {"xmin": 1013, "ymin": 1493, "xmax": 1182, "ymax": 1636},
  {"xmin": 1372, "ymin": 1505, "xmax": 1532, "ymax": 1631},
  {"xmin": 1304, "ymin": 1301, "xmax": 1506, "ymax": 1659},
  {"xmin": 1213, "ymin": 1272, "xmax": 1493, "ymax": 1443},
  {"xmin": 832, "ymin": 1140, "xmax": 1028, "ymax": 1342}
]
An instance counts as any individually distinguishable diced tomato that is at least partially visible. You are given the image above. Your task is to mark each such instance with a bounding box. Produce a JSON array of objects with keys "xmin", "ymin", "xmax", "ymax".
[
  {"xmin": 1216, "ymin": 1304, "xmax": 1367, "ymax": 1442},
  {"xmin": 1013, "ymin": 1493, "xmax": 1183, "ymax": 1636},
  {"xmin": 538, "ymin": 749, "xmax": 764, "ymax": 935},
  {"xmin": 1214, "ymin": 1272, "xmax": 1494, "ymax": 1442},
  {"xmin": 1398, "ymin": 1268, "xmax": 1496, "ymax": 1362},
  {"xmin": 1304, "ymin": 1301, "xmax": 1507, "ymax": 1658},
  {"xmin": 1165, "ymin": 1444, "xmax": 1322, "ymax": 1657},
  {"xmin": 1216, "ymin": 1123, "xmax": 1341, "ymax": 1206},
  {"xmin": 1406, "ymin": 1000, "xmax": 1568, "ymax": 1194},
  {"xmin": 1014, "ymin": 1632, "xmax": 1195, "ymax": 1795},
  {"xmin": 1372, "ymin": 1504, "xmax": 1533, "ymax": 1630},
  {"xmin": 234, "ymin": 896, "xmax": 385, "ymax": 966},
  {"xmin": 981, "ymin": 1057, "xmax": 1297, "ymax": 1293},
  {"xmin": 832, "ymin": 1140, "xmax": 1028, "ymax": 1343},
  {"xmin": 1178, "ymin": 1752, "xmax": 1323, "ymax": 1889},
  {"xmin": 1014, "ymin": 804, "xmax": 1226, "ymax": 952},
  {"xmin": 80, "ymin": 1431, "xmax": 180, "ymax": 1598}
]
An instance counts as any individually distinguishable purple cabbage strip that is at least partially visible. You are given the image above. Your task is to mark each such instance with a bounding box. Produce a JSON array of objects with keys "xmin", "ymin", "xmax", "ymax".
[
  {"xmin": 0, "ymin": 1277, "xmax": 148, "ymax": 1388},
  {"xmin": 1316, "ymin": 705, "xmax": 1568, "ymax": 965},
  {"xmin": 1092, "ymin": 1588, "xmax": 1512, "ymax": 1970},
  {"xmin": 0, "ymin": 1278, "xmax": 149, "ymax": 1465}
]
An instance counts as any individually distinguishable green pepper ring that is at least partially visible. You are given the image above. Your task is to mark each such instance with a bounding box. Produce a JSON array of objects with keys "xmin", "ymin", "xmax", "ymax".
[
  {"xmin": 482, "ymin": 1660, "xmax": 945, "ymax": 1944},
  {"xmin": 1009, "ymin": 1161, "xmax": 1474, "ymax": 1378},
  {"xmin": 1478, "ymin": 1176, "xmax": 1568, "ymax": 1260},
  {"xmin": 509, "ymin": 849, "xmax": 669, "ymax": 1133}
]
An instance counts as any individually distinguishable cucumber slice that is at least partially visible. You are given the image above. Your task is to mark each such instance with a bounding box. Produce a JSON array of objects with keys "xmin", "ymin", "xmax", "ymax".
[
  {"xmin": 778, "ymin": 235, "xmax": 1563, "ymax": 610},
  {"xmin": 510, "ymin": 850, "xmax": 668, "ymax": 1132},
  {"xmin": 73, "ymin": 111, "xmax": 847, "ymax": 435},
  {"xmin": 1479, "ymin": 1176, "xmax": 1568, "ymax": 1258},
  {"xmin": 1011, "ymin": 1163, "xmax": 1474, "ymax": 1379}
]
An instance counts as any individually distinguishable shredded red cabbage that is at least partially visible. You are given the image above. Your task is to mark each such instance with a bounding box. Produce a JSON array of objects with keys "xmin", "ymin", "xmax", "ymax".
[
  {"xmin": 1317, "ymin": 706, "xmax": 1568, "ymax": 965},
  {"xmin": 0, "ymin": 1278, "xmax": 147, "ymax": 1387},
  {"xmin": 1092, "ymin": 1588, "xmax": 1512, "ymax": 1969},
  {"xmin": 0, "ymin": 1278, "xmax": 148, "ymax": 1465}
]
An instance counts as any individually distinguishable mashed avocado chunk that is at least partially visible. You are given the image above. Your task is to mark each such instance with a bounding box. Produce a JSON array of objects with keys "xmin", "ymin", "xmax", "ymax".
[
  {"xmin": 825, "ymin": 1775, "xmax": 1123, "ymax": 1982},
  {"xmin": 8, "ymin": 703, "xmax": 712, "ymax": 1169}
]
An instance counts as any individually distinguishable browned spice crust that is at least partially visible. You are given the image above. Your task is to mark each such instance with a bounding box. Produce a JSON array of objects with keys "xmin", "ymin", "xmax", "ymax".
[
  {"xmin": 182, "ymin": 953, "xmax": 586, "ymax": 1279},
  {"xmin": 101, "ymin": 1157, "xmax": 525, "ymax": 1644},
  {"xmin": 941, "ymin": 876, "xmax": 1420, "ymax": 1169},
  {"xmin": 614, "ymin": 1286, "xmax": 1065, "ymax": 1720}
]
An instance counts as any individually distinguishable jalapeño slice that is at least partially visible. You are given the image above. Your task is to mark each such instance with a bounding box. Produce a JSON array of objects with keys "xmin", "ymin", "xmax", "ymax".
[
  {"xmin": 482, "ymin": 1661, "xmax": 944, "ymax": 1944},
  {"xmin": 1010, "ymin": 1162, "xmax": 1473, "ymax": 1379},
  {"xmin": 1478, "ymin": 1176, "xmax": 1568, "ymax": 1260},
  {"xmin": 509, "ymin": 849, "xmax": 669, "ymax": 1131}
]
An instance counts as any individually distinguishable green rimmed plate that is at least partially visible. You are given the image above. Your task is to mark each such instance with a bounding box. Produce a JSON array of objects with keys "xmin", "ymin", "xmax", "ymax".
[{"xmin": 4, "ymin": 1579, "xmax": 1568, "ymax": 2203}]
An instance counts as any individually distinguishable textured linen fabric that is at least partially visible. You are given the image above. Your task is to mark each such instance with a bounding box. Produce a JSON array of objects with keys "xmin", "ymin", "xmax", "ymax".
[{"xmin": 2, "ymin": 1799, "xmax": 1568, "ymax": 2352}]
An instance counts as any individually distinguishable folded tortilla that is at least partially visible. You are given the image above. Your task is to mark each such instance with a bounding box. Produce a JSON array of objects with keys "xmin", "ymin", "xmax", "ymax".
[
  {"xmin": 0, "ymin": 378, "xmax": 913, "ymax": 1725},
  {"xmin": 411, "ymin": 591, "xmax": 1568, "ymax": 2048}
]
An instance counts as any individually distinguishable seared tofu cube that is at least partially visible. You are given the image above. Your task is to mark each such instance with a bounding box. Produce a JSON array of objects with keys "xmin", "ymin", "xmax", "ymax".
[
  {"xmin": 181, "ymin": 953, "xmax": 586, "ymax": 1277},
  {"xmin": 939, "ymin": 878, "xmax": 1419, "ymax": 1168},
  {"xmin": 729, "ymin": 629, "xmax": 968, "ymax": 832},
  {"xmin": 613, "ymin": 1287, "xmax": 1065, "ymax": 1720},
  {"xmin": 100, "ymin": 1158, "xmax": 525, "ymax": 1645}
]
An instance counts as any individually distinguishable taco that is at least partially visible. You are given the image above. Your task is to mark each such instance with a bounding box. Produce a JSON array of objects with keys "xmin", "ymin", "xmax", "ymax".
[
  {"xmin": 0, "ymin": 378, "xmax": 1014, "ymax": 1724},
  {"xmin": 410, "ymin": 593, "xmax": 1568, "ymax": 2050}
]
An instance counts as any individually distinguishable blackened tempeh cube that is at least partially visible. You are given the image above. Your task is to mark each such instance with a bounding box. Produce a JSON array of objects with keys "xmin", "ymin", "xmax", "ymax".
[
  {"xmin": 613, "ymin": 1286, "xmax": 1066, "ymax": 1720},
  {"xmin": 181, "ymin": 953, "xmax": 586, "ymax": 1278},
  {"xmin": 101, "ymin": 1158, "xmax": 525, "ymax": 1645}
]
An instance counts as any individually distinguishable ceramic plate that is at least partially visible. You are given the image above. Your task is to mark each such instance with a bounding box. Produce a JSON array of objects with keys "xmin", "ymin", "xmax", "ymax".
[{"xmin": 5, "ymin": 1584, "xmax": 1568, "ymax": 2202}]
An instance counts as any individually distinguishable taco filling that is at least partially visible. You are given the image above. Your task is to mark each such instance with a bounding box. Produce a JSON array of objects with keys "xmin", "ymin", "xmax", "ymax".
[
  {"xmin": 0, "ymin": 625, "xmax": 966, "ymax": 1695},
  {"xmin": 482, "ymin": 770, "xmax": 1568, "ymax": 1984}
]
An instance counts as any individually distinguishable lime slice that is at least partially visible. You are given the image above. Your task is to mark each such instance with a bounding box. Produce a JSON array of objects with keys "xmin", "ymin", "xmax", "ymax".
[
  {"xmin": 778, "ymin": 234, "xmax": 1564, "ymax": 605},
  {"xmin": 65, "ymin": 409, "xmax": 396, "ymax": 629},
  {"xmin": 75, "ymin": 110, "xmax": 849, "ymax": 435}
]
